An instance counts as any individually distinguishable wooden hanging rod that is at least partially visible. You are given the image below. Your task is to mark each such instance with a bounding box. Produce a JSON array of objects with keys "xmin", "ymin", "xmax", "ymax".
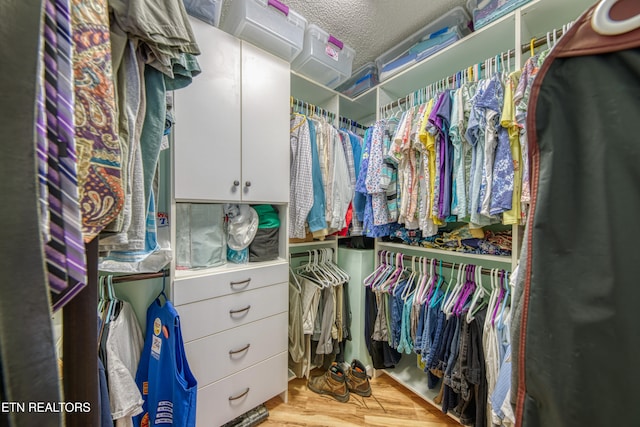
[{"xmin": 102, "ymin": 270, "xmax": 169, "ymax": 283}]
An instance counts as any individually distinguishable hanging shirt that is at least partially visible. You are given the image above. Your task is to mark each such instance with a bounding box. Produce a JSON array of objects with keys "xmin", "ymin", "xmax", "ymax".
[
  {"xmin": 461, "ymin": 82, "xmax": 478, "ymax": 221},
  {"xmin": 329, "ymin": 130, "xmax": 353, "ymax": 231},
  {"xmin": 514, "ymin": 55, "xmax": 540, "ymax": 207},
  {"xmin": 106, "ymin": 302, "xmax": 145, "ymax": 426},
  {"xmin": 477, "ymin": 73, "xmax": 504, "ymax": 217},
  {"xmin": 419, "ymin": 98, "xmax": 443, "ymax": 226},
  {"xmin": 489, "ymin": 71, "xmax": 516, "ymax": 216},
  {"xmin": 434, "ymin": 90, "xmax": 453, "ymax": 219},
  {"xmin": 134, "ymin": 298, "xmax": 197, "ymax": 427},
  {"xmin": 466, "ymin": 79, "xmax": 494, "ymax": 228},
  {"xmin": 289, "ymin": 115, "xmax": 314, "ymax": 238},
  {"xmin": 306, "ymin": 119, "xmax": 328, "ymax": 235},
  {"xmin": 450, "ymin": 87, "xmax": 469, "ymax": 219},
  {"xmin": 367, "ymin": 121, "xmax": 393, "ymax": 227},
  {"xmin": 501, "ymin": 70, "xmax": 523, "ymax": 225},
  {"xmin": 427, "ymin": 95, "xmax": 445, "ymax": 222}
]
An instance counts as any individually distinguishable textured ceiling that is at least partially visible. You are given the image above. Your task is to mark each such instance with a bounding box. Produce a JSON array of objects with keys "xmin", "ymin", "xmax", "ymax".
[{"xmin": 220, "ymin": 0, "xmax": 468, "ymax": 70}]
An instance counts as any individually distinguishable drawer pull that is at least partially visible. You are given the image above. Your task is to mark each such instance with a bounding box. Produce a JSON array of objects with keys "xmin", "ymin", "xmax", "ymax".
[
  {"xmin": 229, "ymin": 278, "xmax": 251, "ymax": 289},
  {"xmin": 229, "ymin": 305, "xmax": 251, "ymax": 315},
  {"xmin": 228, "ymin": 388, "xmax": 250, "ymax": 401},
  {"xmin": 228, "ymin": 344, "xmax": 251, "ymax": 355}
]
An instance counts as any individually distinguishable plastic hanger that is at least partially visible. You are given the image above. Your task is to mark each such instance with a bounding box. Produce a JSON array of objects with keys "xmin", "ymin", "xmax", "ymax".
[
  {"xmin": 98, "ymin": 275, "xmax": 107, "ymax": 315},
  {"xmin": 295, "ymin": 251, "xmax": 326, "ymax": 288},
  {"xmin": 401, "ymin": 257, "xmax": 418, "ymax": 301},
  {"xmin": 414, "ymin": 257, "xmax": 429, "ymax": 304},
  {"xmin": 376, "ymin": 252, "xmax": 398, "ymax": 290},
  {"xmin": 364, "ymin": 251, "xmax": 388, "ymax": 287},
  {"xmin": 592, "ymin": 0, "xmax": 640, "ymax": 35},
  {"xmin": 466, "ymin": 267, "xmax": 488, "ymax": 322},
  {"xmin": 369, "ymin": 252, "xmax": 389, "ymax": 290},
  {"xmin": 428, "ymin": 261, "xmax": 446, "ymax": 308},
  {"xmin": 289, "ymin": 265, "xmax": 302, "ymax": 294},
  {"xmin": 156, "ymin": 270, "xmax": 169, "ymax": 306},
  {"xmin": 443, "ymin": 263, "xmax": 465, "ymax": 316},
  {"xmin": 381, "ymin": 253, "xmax": 405, "ymax": 294},
  {"xmin": 453, "ymin": 265, "xmax": 476, "ymax": 316}
]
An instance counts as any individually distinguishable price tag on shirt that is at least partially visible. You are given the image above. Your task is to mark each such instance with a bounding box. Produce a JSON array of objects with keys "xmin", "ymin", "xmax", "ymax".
[{"xmin": 325, "ymin": 44, "xmax": 339, "ymax": 61}]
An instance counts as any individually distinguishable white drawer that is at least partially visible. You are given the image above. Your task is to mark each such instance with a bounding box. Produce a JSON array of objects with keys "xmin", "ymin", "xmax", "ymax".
[
  {"xmin": 177, "ymin": 282, "xmax": 287, "ymax": 342},
  {"xmin": 195, "ymin": 352, "xmax": 287, "ymax": 427},
  {"xmin": 173, "ymin": 262, "xmax": 287, "ymax": 306},
  {"xmin": 186, "ymin": 312, "xmax": 287, "ymax": 387}
]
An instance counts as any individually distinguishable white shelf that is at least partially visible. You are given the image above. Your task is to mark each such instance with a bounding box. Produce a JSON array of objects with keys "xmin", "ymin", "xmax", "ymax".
[
  {"xmin": 174, "ymin": 258, "xmax": 288, "ymax": 280},
  {"xmin": 519, "ymin": 0, "xmax": 595, "ymax": 39},
  {"xmin": 378, "ymin": 11, "xmax": 516, "ymax": 100},
  {"xmin": 291, "ymin": 72, "xmax": 340, "ymax": 108},
  {"xmin": 382, "ymin": 355, "xmax": 461, "ymax": 424},
  {"xmin": 376, "ymin": 241, "xmax": 512, "ymax": 265}
]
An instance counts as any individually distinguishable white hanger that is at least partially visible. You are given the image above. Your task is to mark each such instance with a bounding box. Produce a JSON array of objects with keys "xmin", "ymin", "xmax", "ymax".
[
  {"xmin": 465, "ymin": 267, "xmax": 486, "ymax": 323},
  {"xmin": 592, "ymin": 0, "xmax": 640, "ymax": 35},
  {"xmin": 443, "ymin": 263, "xmax": 466, "ymax": 317}
]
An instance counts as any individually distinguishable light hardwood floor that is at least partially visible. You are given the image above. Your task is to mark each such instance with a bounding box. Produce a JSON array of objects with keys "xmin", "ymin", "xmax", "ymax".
[{"xmin": 262, "ymin": 371, "xmax": 460, "ymax": 426}]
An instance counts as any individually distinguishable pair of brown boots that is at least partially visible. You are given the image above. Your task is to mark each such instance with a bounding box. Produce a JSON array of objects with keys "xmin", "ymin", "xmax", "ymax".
[{"xmin": 307, "ymin": 359, "xmax": 371, "ymax": 402}]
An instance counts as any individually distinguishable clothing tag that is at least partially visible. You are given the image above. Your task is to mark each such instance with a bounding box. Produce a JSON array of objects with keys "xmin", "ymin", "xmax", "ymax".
[
  {"xmin": 151, "ymin": 335, "xmax": 162, "ymax": 360},
  {"xmin": 325, "ymin": 44, "xmax": 339, "ymax": 61}
]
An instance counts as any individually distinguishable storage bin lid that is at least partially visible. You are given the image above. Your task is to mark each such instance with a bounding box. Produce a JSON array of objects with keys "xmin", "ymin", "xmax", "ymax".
[
  {"xmin": 291, "ymin": 23, "xmax": 355, "ymax": 88},
  {"xmin": 222, "ymin": 0, "xmax": 307, "ymax": 62}
]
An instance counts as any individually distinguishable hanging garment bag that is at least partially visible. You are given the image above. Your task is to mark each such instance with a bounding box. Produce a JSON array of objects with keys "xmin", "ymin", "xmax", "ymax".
[{"xmin": 134, "ymin": 297, "xmax": 197, "ymax": 426}]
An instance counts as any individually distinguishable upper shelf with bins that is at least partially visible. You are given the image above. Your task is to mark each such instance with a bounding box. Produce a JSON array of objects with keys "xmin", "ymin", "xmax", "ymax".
[{"xmin": 292, "ymin": 0, "xmax": 595, "ymax": 111}]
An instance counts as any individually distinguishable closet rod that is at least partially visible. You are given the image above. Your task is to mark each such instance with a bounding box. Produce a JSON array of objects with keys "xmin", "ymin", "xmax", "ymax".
[
  {"xmin": 521, "ymin": 25, "xmax": 569, "ymax": 54},
  {"xmin": 381, "ymin": 22, "xmax": 573, "ymax": 114},
  {"xmin": 290, "ymin": 250, "xmax": 334, "ymax": 259},
  {"xmin": 377, "ymin": 251, "xmax": 508, "ymax": 275},
  {"xmin": 339, "ymin": 115, "xmax": 368, "ymax": 130},
  {"xmin": 103, "ymin": 269, "xmax": 169, "ymax": 283},
  {"xmin": 291, "ymin": 96, "xmax": 336, "ymax": 120},
  {"xmin": 380, "ymin": 48, "xmax": 517, "ymax": 113}
]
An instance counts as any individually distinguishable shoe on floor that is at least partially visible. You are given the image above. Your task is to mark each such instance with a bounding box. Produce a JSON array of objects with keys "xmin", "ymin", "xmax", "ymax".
[
  {"xmin": 307, "ymin": 362, "xmax": 350, "ymax": 403},
  {"xmin": 346, "ymin": 359, "xmax": 371, "ymax": 397}
]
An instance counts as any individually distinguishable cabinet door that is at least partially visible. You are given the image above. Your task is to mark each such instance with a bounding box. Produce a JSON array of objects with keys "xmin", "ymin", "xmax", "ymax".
[
  {"xmin": 174, "ymin": 19, "xmax": 242, "ymax": 202},
  {"xmin": 240, "ymin": 42, "xmax": 290, "ymax": 203}
]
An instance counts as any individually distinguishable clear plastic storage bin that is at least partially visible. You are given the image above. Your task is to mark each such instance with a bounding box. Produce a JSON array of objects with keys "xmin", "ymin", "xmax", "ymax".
[
  {"xmin": 183, "ymin": 0, "xmax": 223, "ymax": 27},
  {"xmin": 335, "ymin": 62, "xmax": 378, "ymax": 98},
  {"xmin": 291, "ymin": 24, "xmax": 355, "ymax": 89},
  {"xmin": 375, "ymin": 7, "xmax": 472, "ymax": 82},
  {"xmin": 467, "ymin": 0, "xmax": 532, "ymax": 30},
  {"xmin": 222, "ymin": 0, "xmax": 307, "ymax": 62}
]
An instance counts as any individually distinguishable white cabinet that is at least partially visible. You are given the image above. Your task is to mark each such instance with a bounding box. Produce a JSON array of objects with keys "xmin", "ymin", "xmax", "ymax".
[
  {"xmin": 174, "ymin": 19, "xmax": 241, "ymax": 202},
  {"xmin": 171, "ymin": 18, "xmax": 290, "ymax": 427},
  {"xmin": 241, "ymin": 42, "xmax": 290, "ymax": 203},
  {"xmin": 174, "ymin": 19, "xmax": 289, "ymax": 203}
]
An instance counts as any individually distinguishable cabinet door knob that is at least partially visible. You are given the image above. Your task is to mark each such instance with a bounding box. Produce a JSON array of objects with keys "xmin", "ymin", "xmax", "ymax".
[
  {"xmin": 233, "ymin": 180, "xmax": 240, "ymax": 186},
  {"xmin": 244, "ymin": 181, "xmax": 251, "ymax": 187}
]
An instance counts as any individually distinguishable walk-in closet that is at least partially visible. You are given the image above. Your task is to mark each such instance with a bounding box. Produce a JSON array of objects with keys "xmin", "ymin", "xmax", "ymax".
[{"xmin": 2, "ymin": 0, "xmax": 639, "ymax": 426}]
